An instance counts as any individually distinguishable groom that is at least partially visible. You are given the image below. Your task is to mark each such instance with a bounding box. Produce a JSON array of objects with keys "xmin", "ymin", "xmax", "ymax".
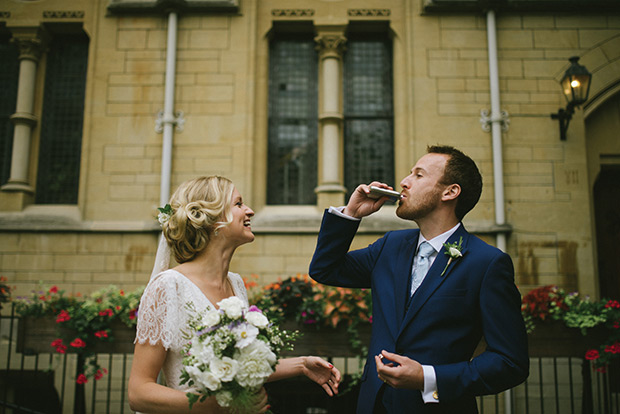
[{"xmin": 309, "ymin": 145, "xmax": 529, "ymax": 413}]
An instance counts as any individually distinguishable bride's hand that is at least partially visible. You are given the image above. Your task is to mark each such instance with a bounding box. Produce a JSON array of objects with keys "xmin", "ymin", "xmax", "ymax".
[
  {"xmin": 250, "ymin": 387, "xmax": 270, "ymax": 413},
  {"xmin": 301, "ymin": 356, "xmax": 341, "ymax": 396}
]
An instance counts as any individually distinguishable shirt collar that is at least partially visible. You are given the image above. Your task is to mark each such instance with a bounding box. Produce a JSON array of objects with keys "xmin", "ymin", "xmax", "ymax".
[{"xmin": 417, "ymin": 223, "xmax": 461, "ymax": 253}]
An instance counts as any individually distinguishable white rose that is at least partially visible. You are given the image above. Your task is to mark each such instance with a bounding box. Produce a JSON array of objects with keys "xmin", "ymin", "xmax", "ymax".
[
  {"xmin": 217, "ymin": 296, "xmax": 245, "ymax": 319},
  {"xmin": 209, "ymin": 356, "xmax": 239, "ymax": 382},
  {"xmin": 185, "ymin": 366, "xmax": 221, "ymax": 392},
  {"xmin": 197, "ymin": 370, "xmax": 221, "ymax": 392},
  {"xmin": 157, "ymin": 212, "xmax": 170, "ymax": 225},
  {"xmin": 245, "ymin": 311, "xmax": 269, "ymax": 329},
  {"xmin": 202, "ymin": 309, "xmax": 221, "ymax": 327},
  {"xmin": 448, "ymin": 246, "xmax": 462, "ymax": 258},
  {"xmin": 232, "ymin": 322, "xmax": 259, "ymax": 349},
  {"xmin": 215, "ymin": 391, "xmax": 233, "ymax": 407}
]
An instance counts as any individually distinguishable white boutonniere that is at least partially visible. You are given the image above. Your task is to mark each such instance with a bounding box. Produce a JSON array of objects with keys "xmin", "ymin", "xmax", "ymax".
[{"xmin": 441, "ymin": 237, "xmax": 463, "ymax": 276}]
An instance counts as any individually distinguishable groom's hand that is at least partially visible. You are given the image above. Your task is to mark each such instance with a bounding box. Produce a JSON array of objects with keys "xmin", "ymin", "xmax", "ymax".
[
  {"xmin": 343, "ymin": 181, "xmax": 392, "ymax": 219},
  {"xmin": 375, "ymin": 350, "xmax": 424, "ymax": 390}
]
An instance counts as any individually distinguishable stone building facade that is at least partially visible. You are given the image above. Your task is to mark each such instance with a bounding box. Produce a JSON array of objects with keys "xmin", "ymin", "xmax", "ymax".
[{"xmin": 1, "ymin": 0, "xmax": 619, "ymax": 304}]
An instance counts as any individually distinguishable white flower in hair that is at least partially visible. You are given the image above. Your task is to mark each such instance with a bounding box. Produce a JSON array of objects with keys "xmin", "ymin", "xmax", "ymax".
[{"xmin": 157, "ymin": 204, "xmax": 173, "ymax": 226}]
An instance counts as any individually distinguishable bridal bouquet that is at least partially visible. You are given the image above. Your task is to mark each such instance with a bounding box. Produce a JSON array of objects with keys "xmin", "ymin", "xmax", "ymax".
[{"xmin": 180, "ymin": 297, "xmax": 298, "ymax": 411}]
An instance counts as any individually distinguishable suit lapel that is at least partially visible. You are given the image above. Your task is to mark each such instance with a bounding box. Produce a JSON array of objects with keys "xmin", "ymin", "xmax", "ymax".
[
  {"xmin": 393, "ymin": 232, "xmax": 419, "ymax": 334},
  {"xmin": 397, "ymin": 226, "xmax": 470, "ymax": 337}
]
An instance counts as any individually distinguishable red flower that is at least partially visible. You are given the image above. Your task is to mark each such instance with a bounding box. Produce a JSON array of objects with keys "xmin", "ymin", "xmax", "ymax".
[
  {"xmin": 585, "ymin": 349, "xmax": 600, "ymax": 360},
  {"xmin": 605, "ymin": 300, "xmax": 620, "ymax": 309},
  {"xmin": 120, "ymin": 289, "xmax": 125, "ymax": 296},
  {"xmin": 99, "ymin": 309, "xmax": 113, "ymax": 317},
  {"xmin": 49, "ymin": 286, "xmax": 58, "ymax": 294},
  {"xmin": 115, "ymin": 305, "xmax": 121, "ymax": 311},
  {"xmin": 129, "ymin": 309, "xmax": 137, "ymax": 320},
  {"xmin": 56, "ymin": 310, "xmax": 71, "ymax": 323},
  {"xmin": 39, "ymin": 295, "xmax": 47, "ymax": 301},
  {"xmin": 51, "ymin": 339, "xmax": 67, "ymax": 354},
  {"xmin": 95, "ymin": 330, "xmax": 109, "ymax": 339},
  {"xmin": 70, "ymin": 338, "xmax": 86, "ymax": 348},
  {"xmin": 76, "ymin": 374, "xmax": 88, "ymax": 384},
  {"xmin": 94, "ymin": 369, "xmax": 108, "ymax": 380}
]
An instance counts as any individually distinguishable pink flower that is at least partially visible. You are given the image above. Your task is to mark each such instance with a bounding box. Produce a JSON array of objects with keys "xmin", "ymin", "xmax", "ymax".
[
  {"xmin": 95, "ymin": 330, "xmax": 108, "ymax": 339},
  {"xmin": 76, "ymin": 374, "xmax": 88, "ymax": 384},
  {"xmin": 585, "ymin": 349, "xmax": 600, "ymax": 360}
]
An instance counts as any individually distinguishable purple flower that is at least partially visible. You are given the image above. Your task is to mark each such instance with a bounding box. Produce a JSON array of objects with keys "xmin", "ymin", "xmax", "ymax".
[{"xmin": 248, "ymin": 305, "xmax": 262, "ymax": 313}]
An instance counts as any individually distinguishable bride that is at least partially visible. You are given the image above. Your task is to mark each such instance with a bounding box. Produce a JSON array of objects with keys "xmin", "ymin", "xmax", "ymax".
[{"xmin": 128, "ymin": 176, "xmax": 341, "ymax": 413}]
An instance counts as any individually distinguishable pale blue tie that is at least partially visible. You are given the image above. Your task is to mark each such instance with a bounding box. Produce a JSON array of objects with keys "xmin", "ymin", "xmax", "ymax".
[{"xmin": 410, "ymin": 241, "xmax": 435, "ymax": 296}]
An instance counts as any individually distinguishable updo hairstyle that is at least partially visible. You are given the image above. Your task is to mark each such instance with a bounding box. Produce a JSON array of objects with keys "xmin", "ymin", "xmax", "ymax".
[{"xmin": 162, "ymin": 176, "xmax": 235, "ymax": 263}]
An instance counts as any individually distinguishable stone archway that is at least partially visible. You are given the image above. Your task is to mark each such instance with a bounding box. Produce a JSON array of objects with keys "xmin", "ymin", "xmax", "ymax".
[{"xmin": 586, "ymin": 92, "xmax": 620, "ymax": 299}]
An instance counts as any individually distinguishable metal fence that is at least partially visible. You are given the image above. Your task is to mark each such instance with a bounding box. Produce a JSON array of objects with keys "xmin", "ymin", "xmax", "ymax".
[{"xmin": 1, "ymin": 310, "xmax": 619, "ymax": 414}]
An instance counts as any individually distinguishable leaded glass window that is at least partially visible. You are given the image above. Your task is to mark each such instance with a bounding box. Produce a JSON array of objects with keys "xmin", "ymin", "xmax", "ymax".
[
  {"xmin": 0, "ymin": 35, "xmax": 19, "ymax": 186},
  {"xmin": 343, "ymin": 33, "xmax": 394, "ymax": 200},
  {"xmin": 267, "ymin": 34, "xmax": 318, "ymax": 205},
  {"xmin": 35, "ymin": 32, "xmax": 89, "ymax": 204}
]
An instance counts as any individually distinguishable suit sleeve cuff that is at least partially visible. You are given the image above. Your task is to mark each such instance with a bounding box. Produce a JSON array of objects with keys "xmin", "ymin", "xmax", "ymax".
[
  {"xmin": 328, "ymin": 206, "xmax": 361, "ymax": 221},
  {"xmin": 421, "ymin": 365, "xmax": 439, "ymax": 403}
]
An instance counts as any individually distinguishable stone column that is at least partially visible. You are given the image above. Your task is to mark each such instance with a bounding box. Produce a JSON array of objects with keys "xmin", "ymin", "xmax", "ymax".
[
  {"xmin": 314, "ymin": 27, "xmax": 347, "ymax": 208},
  {"xmin": 1, "ymin": 27, "xmax": 47, "ymax": 210}
]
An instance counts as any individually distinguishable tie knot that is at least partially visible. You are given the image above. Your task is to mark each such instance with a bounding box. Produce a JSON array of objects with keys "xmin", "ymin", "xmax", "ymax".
[{"xmin": 418, "ymin": 241, "xmax": 435, "ymax": 258}]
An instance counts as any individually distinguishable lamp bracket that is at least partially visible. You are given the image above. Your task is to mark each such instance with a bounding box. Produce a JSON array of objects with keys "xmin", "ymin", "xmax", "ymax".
[
  {"xmin": 550, "ymin": 104, "xmax": 575, "ymax": 141},
  {"xmin": 480, "ymin": 109, "xmax": 510, "ymax": 132},
  {"xmin": 155, "ymin": 110, "xmax": 185, "ymax": 133}
]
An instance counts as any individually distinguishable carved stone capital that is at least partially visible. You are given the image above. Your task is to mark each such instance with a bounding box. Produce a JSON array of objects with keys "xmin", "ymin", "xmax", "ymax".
[
  {"xmin": 8, "ymin": 26, "xmax": 49, "ymax": 62},
  {"xmin": 314, "ymin": 33, "xmax": 347, "ymax": 59}
]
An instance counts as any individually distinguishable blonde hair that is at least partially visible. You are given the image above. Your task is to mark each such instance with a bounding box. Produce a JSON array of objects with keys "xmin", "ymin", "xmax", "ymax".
[{"xmin": 162, "ymin": 176, "xmax": 235, "ymax": 263}]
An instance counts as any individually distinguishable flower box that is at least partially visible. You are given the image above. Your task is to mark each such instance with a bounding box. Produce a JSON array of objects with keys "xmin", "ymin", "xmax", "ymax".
[
  {"xmin": 16, "ymin": 316, "xmax": 136, "ymax": 355},
  {"xmin": 280, "ymin": 320, "xmax": 372, "ymax": 358},
  {"xmin": 527, "ymin": 320, "xmax": 608, "ymax": 358}
]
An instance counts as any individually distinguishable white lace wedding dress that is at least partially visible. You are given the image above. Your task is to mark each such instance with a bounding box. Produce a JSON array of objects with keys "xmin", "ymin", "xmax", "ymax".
[{"xmin": 135, "ymin": 269, "xmax": 249, "ymax": 391}]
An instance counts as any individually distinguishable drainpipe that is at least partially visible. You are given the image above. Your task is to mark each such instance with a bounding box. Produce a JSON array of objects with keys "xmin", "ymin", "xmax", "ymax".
[
  {"xmin": 485, "ymin": 9, "xmax": 512, "ymax": 414},
  {"xmin": 156, "ymin": 11, "xmax": 184, "ymax": 206}
]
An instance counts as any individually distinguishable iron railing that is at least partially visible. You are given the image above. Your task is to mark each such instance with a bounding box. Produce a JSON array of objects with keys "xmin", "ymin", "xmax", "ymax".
[{"xmin": 1, "ymin": 308, "xmax": 619, "ymax": 414}]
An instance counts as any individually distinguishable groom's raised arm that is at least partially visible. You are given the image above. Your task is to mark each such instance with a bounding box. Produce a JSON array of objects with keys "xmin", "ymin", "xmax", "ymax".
[{"xmin": 309, "ymin": 209, "xmax": 377, "ymax": 289}]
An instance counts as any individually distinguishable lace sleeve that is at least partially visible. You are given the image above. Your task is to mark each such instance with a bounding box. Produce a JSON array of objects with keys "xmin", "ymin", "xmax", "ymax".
[{"xmin": 134, "ymin": 272, "xmax": 185, "ymax": 350}]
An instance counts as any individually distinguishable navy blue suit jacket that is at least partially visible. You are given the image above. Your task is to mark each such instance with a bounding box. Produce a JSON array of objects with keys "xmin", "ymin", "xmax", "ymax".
[{"xmin": 309, "ymin": 211, "xmax": 529, "ymax": 413}]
